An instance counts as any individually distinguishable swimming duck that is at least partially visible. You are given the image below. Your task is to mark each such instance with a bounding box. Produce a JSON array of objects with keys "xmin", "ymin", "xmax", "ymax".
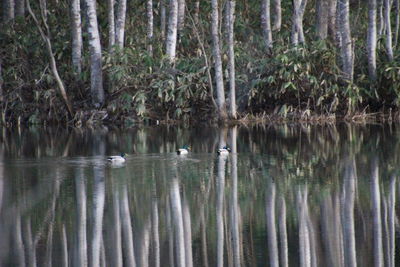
[
  {"xmin": 107, "ymin": 152, "xmax": 126, "ymax": 163},
  {"xmin": 177, "ymin": 145, "xmax": 190, "ymax": 155},
  {"xmin": 217, "ymin": 146, "xmax": 231, "ymax": 155}
]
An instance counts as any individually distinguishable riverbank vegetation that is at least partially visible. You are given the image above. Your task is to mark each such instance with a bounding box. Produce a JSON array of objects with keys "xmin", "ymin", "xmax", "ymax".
[{"xmin": 0, "ymin": 0, "xmax": 400, "ymax": 125}]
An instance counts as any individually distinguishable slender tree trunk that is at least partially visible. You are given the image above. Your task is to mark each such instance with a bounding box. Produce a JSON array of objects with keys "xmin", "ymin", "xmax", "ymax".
[
  {"xmin": 384, "ymin": 0, "xmax": 394, "ymax": 61},
  {"xmin": 211, "ymin": 0, "xmax": 227, "ymax": 120},
  {"xmin": 91, "ymin": 168, "xmax": 105, "ymax": 267},
  {"xmin": 170, "ymin": 177, "xmax": 186, "ymax": 267},
  {"xmin": 328, "ymin": 0, "xmax": 337, "ymax": 39},
  {"xmin": 278, "ymin": 196, "xmax": 288, "ymax": 267},
  {"xmin": 120, "ymin": 186, "xmax": 137, "ymax": 267},
  {"xmin": 394, "ymin": 0, "xmax": 399, "ymax": 47},
  {"xmin": 71, "ymin": 0, "xmax": 83, "ymax": 75},
  {"xmin": 297, "ymin": 187, "xmax": 311, "ymax": 267},
  {"xmin": 84, "ymin": 0, "xmax": 105, "ymax": 106},
  {"xmin": 291, "ymin": 0, "xmax": 300, "ymax": 45},
  {"xmin": 108, "ymin": 0, "xmax": 115, "ymax": 50},
  {"xmin": 230, "ymin": 127, "xmax": 240, "ymax": 267},
  {"xmin": 75, "ymin": 168, "xmax": 87, "ymax": 267},
  {"xmin": 166, "ymin": 0, "xmax": 178, "ymax": 61},
  {"xmin": 177, "ymin": 0, "xmax": 185, "ymax": 34},
  {"xmin": 2, "ymin": 0, "xmax": 14, "ymax": 23},
  {"xmin": 338, "ymin": 0, "xmax": 354, "ymax": 82},
  {"xmin": 272, "ymin": 0, "xmax": 281, "ymax": 31},
  {"xmin": 26, "ymin": 0, "xmax": 74, "ymax": 114},
  {"xmin": 261, "ymin": 0, "xmax": 273, "ymax": 48},
  {"xmin": 147, "ymin": 0, "xmax": 154, "ymax": 56},
  {"xmin": 227, "ymin": 0, "xmax": 236, "ymax": 119},
  {"xmin": 115, "ymin": 0, "xmax": 127, "ymax": 48},
  {"xmin": 266, "ymin": 181, "xmax": 279, "ymax": 267},
  {"xmin": 112, "ymin": 184, "xmax": 122, "ymax": 267},
  {"xmin": 15, "ymin": 0, "xmax": 24, "ymax": 17},
  {"xmin": 160, "ymin": 0, "xmax": 166, "ymax": 39},
  {"xmin": 371, "ymin": 158, "xmax": 383, "ymax": 267},
  {"xmin": 368, "ymin": 0, "xmax": 377, "ymax": 81},
  {"xmin": 316, "ymin": 0, "xmax": 329, "ymax": 39},
  {"xmin": 194, "ymin": 0, "xmax": 200, "ymax": 24},
  {"xmin": 378, "ymin": 0, "xmax": 384, "ymax": 35}
]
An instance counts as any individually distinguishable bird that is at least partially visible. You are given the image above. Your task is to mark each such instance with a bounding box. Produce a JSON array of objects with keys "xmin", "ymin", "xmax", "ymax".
[
  {"xmin": 217, "ymin": 146, "xmax": 231, "ymax": 155},
  {"xmin": 107, "ymin": 152, "xmax": 127, "ymax": 163},
  {"xmin": 177, "ymin": 145, "xmax": 190, "ymax": 155}
]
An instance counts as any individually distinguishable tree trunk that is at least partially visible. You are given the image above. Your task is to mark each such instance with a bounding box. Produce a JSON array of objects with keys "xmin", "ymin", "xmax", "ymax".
[
  {"xmin": 394, "ymin": 0, "xmax": 399, "ymax": 48},
  {"xmin": 2, "ymin": 0, "xmax": 14, "ymax": 23},
  {"xmin": 378, "ymin": 0, "xmax": 384, "ymax": 35},
  {"xmin": 316, "ymin": 0, "xmax": 329, "ymax": 39},
  {"xmin": 71, "ymin": 0, "xmax": 83, "ymax": 75},
  {"xmin": 194, "ymin": 0, "xmax": 200, "ymax": 24},
  {"xmin": 216, "ymin": 155, "xmax": 227, "ymax": 267},
  {"xmin": 15, "ymin": 0, "xmax": 24, "ymax": 17},
  {"xmin": 115, "ymin": 0, "xmax": 127, "ymax": 48},
  {"xmin": 261, "ymin": 0, "xmax": 273, "ymax": 48},
  {"xmin": 227, "ymin": 0, "xmax": 236, "ymax": 119},
  {"xmin": 26, "ymin": 0, "xmax": 74, "ymax": 114},
  {"xmin": 328, "ymin": 0, "xmax": 337, "ymax": 40},
  {"xmin": 230, "ymin": 127, "xmax": 240, "ymax": 267},
  {"xmin": 166, "ymin": 0, "xmax": 178, "ymax": 61},
  {"xmin": 292, "ymin": 0, "xmax": 307, "ymax": 45},
  {"xmin": 84, "ymin": 0, "xmax": 105, "ymax": 106},
  {"xmin": 160, "ymin": 0, "xmax": 166, "ymax": 39},
  {"xmin": 272, "ymin": 0, "xmax": 281, "ymax": 31},
  {"xmin": 170, "ymin": 177, "xmax": 186, "ymax": 267},
  {"xmin": 211, "ymin": 0, "xmax": 227, "ymax": 120},
  {"xmin": 112, "ymin": 184, "xmax": 122, "ymax": 267},
  {"xmin": 108, "ymin": 0, "xmax": 115, "ymax": 50},
  {"xmin": 338, "ymin": 0, "xmax": 353, "ymax": 82},
  {"xmin": 368, "ymin": 0, "xmax": 377, "ymax": 81},
  {"xmin": 75, "ymin": 168, "xmax": 87, "ymax": 267},
  {"xmin": 147, "ymin": 0, "xmax": 154, "ymax": 56},
  {"xmin": 151, "ymin": 198, "xmax": 160, "ymax": 267},
  {"xmin": 371, "ymin": 158, "xmax": 383, "ymax": 267},
  {"xmin": 278, "ymin": 196, "xmax": 288, "ymax": 267},
  {"xmin": 177, "ymin": 0, "xmax": 185, "ymax": 35},
  {"xmin": 91, "ymin": 168, "xmax": 105, "ymax": 267},
  {"xmin": 182, "ymin": 195, "xmax": 193, "ymax": 267},
  {"xmin": 266, "ymin": 181, "xmax": 279, "ymax": 267},
  {"xmin": 384, "ymin": 0, "xmax": 394, "ymax": 61}
]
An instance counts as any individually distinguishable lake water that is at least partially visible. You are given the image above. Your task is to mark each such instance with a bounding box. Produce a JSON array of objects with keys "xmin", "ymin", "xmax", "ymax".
[{"xmin": 0, "ymin": 124, "xmax": 398, "ymax": 266}]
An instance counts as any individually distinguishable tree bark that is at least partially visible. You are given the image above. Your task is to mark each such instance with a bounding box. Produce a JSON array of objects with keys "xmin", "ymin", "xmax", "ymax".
[
  {"xmin": 272, "ymin": 0, "xmax": 281, "ymax": 31},
  {"xmin": 108, "ymin": 0, "xmax": 115, "ymax": 50},
  {"xmin": 211, "ymin": 0, "xmax": 227, "ymax": 120},
  {"xmin": 71, "ymin": 0, "xmax": 83, "ymax": 75},
  {"xmin": 394, "ymin": 0, "xmax": 399, "ymax": 48},
  {"xmin": 316, "ymin": 0, "xmax": 329, "ymax": 39},
  {"xmin": 160, "ymin": 0, "xmax": 166, "ymax": 39},
  {"xmin": 84, "ymin": 0, "xmax": 105, "ymax": 106},
  {"xmin": 166, "ymin": 0, "xmax": 178, "ymax": 61},
  {"xmin": 384, "ymin": 0, "xmax": 394, "ymax": 61},
  {"xmin": 194, "ymin": 0, "xmax": 200, "ymax": 24},
  {"xmin": 115, "ymin": 0, "xmax": 127, "ymax": 48},
  {"xmin": 328, "ymin": 0, "xmax": 337, "ymax": 39},
  {"xmin": 378, "ymin": 0, "xmax": 384, "ymax": 35},
  {"xmin": 368, "ymin": 0, "xmax": 377, "ymax": 81},
  {"xmin": 227, "ymin": 0, "xmax": 236, "ymax": 119},
  {"xmin": 177, "ymin": 0, "xmax": 185, "ymax": 35},
  {"xmin": 261, "ymin": 0, "xmax": 273, "ymax": 48},
  {"xmin": 2, "ymin": 0, "xmax": 14, "ymax": 23},
  {"xmin": 15, "ymin": 0, "xmax": 24, "ymax": 17},
  {"xmin": 291, "ymin": 0, "xmax": 307, "ymax": 45},
  {"xmin": 147, "ymin": 0, "xmax": 154, "ymax": 56},
  {"xmin": 338, "ymin": 0, "xmax": 354, "ymax": 82}
]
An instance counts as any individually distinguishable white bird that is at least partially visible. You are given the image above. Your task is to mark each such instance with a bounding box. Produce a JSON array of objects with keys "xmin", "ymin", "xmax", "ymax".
[
  {"xmin": 177, "ymin": 145, "xmax": 190, "ymax": 155},
  {"xmin": 107, "ymin": 152, "xmax": 126, "ymax": 163},
  {"xmin": 217, "ymin": 146, "xmax": 231, "ymax": 155}
]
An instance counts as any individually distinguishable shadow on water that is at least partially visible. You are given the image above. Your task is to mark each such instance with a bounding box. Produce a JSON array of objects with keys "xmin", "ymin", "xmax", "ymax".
[{"xmin": 0, "ymin": 123, "xmax": 400, "ymax": 266}]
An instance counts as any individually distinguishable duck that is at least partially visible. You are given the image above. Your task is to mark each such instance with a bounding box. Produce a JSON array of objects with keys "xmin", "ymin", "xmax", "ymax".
[
  {"xmin": 217, "ymin": 146, "xmax": 231, "ymax": 155},
  {"xmin": 107, "ymin": 152, "xmax": 127, "ymax": 163},
  {"xmin": 177, "ymin": 145, "xmax": 190, "ymax": 155}
]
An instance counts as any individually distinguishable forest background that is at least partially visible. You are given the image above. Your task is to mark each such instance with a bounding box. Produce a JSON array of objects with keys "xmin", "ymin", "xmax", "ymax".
[{"xmin": 1, "ymin": 0, "xmax": 400, "ymax": 125}]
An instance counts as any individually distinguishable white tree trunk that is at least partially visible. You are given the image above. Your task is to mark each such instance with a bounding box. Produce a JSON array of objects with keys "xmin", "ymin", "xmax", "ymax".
[
  {"xmin": 115, "ymin": 0, "xmax": 127, "ymax": 48},
  {"xmin": 227, "ymin": 0, "xmax": 236, "ymax": 119},
  {"xmin": 160, "ymin": 0, "xmax": 166, "ymax": 39},
  {"xmin": 71, "ymin": 0, "xmax": 83, "ymax": 74},
  {"xmin": 147, "ymin": 0, "xmax": 154, "ymax": 55},
  {"xmin": 177, "ymin": 0, "xmax": 185, "ymax": 34},
  {"xmin": 84, "ymin": 0, "xmax": 105, "ymax": 106},
  {"xmin": 112, "ymin": 184, "xmax": 122, "ymax": 267},
  {"xmin": 378, "ymin": 0, "xmax": 384, "ymax": 35},
  {"xmin": 316, "ymin": 0, "xmax": 329, "ymax": 39},
  {"xmin": 394, "ymin": 0, "xmax": 399, "ymax": 47},
  {"xmin": 108, "ymin": 0, "xmax": 115, "ymax": 50},
  {"xmin": 328, "ymin": 0, "xmax": 337, "ymax": 39},
  {"xmin": 230, "ymin": 127, "xmax": 240, "ymax": 267},
  {"xmin": 338, "ymin": 0, "xmax": 354, "ymax": 82},
  {"xmin": 194, "ymin": 0, "xmax": 200, "ymax": 24},
  {"xmin": 120, "ymin": 186, "xmax": 137, "ymax": 267},
  {"xmin": 368, "ymin": 0, "xmax": 377, "ymax": 80},
  {"xmin": 384, "ymin": 0, "xmax": 394, "ymax": 61},
  {"xmin": 2, "ymin": 0, "xmax": 14, "ymax": 22},
  {"xmin": 151, "ymin": 198, "xmax": 160, "ymax": 267},
  {"xmin": 166, "ymin": 0, "xmax": 178, "ymax": 61},
  {"xmin": 216, "ymin": 155, "xmax": 227, "ymax": 267},
  {"xmin": 278, "ymin": 196, "xmax": 288, "ymax": 267},
  {"xmin": 91, "ymin": 169, "xmax": 105, "ymax": 267},
  {"xmin": 182, "ymin": 195, "xmax": 193, "ymax": 267},
  {"xmin": 211, "ymin": 0, "xmax": 227, "ymax": 120},
  {"xmin": 75, "ymin": 168, "xmax": 87, "ymax": 267},
  {"xmin": 261, "ymin": 0, "xmax": 273, "ymax": 48},
  {"xmin": 272, "ymin": 0, "xmax": 281, "ymax": 31}
]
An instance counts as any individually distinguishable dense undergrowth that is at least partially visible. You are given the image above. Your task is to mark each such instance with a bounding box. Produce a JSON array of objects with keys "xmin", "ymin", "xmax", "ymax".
[{"xmin": 1, "ymin": 1, "xmax": 400, "ymax": 126}]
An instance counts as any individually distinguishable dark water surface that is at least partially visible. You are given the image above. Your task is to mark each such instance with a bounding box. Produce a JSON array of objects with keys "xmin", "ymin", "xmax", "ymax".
[{"xmin": 0, "ymin": 124, "xmax": 399, "ymax": 266}]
